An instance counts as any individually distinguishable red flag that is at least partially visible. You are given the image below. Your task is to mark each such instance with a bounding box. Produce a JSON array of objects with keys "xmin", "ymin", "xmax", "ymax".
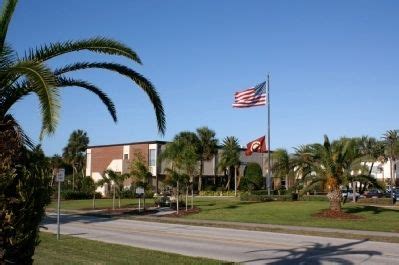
[{"xmin": 245, "ymin": 136, "xmax": 267, "ymax": 156}]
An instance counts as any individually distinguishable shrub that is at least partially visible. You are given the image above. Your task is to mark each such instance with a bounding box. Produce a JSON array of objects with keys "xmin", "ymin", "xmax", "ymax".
[
  {"xmin": 301, "ymin": 195, "xmax": 329, "ymax": 201},
  {"xmin": 357, "ymin": 197, "xmax": 394, "ymax": 205},
  {"xmin": 240, "ymin": 194, "xmax": 292, "ymax": 202},
  {"xmin": 240, "ymin": 163, "xmax": 263, "ymax": 191},
  {"xmin": 61, "ymin": 190, "xmax": 101, "ymax": 200}
]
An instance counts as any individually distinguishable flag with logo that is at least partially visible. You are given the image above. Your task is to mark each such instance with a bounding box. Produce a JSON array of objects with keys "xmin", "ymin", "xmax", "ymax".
[
  {"xmin": 245, "ymin": 136, "xmax": 267, "ymax": 156},
  {"xmin": 232, "ymin": 81, "xmax": 267, "ymax": 108}
]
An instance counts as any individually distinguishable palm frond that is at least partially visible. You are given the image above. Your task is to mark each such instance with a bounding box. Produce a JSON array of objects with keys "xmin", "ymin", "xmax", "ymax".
[
  {"xmin": 56, "ymin": 76, "xmax": 117, "ymax": 122},
  {"xmin": 54, "ymin": 62, "xmax": 165, "ymax": 134},
  {"xmin": 1, "ymin": 113, "xmax": 34, "ymax": 149},
  {"xmin": 0, "ymin": 0, "xmax": 17, "ymax": 50},
  {"xmin": 25, "ymin": 37, "xmax": 142, "ymax": 64},
  {"xmin": 8, "ymin": 61, "xmax": 59, "ymax": 137}
]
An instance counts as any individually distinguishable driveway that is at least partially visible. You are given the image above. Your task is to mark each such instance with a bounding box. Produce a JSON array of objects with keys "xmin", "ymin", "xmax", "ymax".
[{"xmin": 42, "ymin": 213, "xmax": 399, "ymax": 264}]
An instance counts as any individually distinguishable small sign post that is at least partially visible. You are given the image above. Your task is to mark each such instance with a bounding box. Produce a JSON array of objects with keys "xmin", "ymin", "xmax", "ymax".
[
  {"xmin": 56, "ymin": 168, "xmax": 65, "ymax": 240},
  {"xmin": 135, "ymin": 187, "xmax": 144, "ymax": 212}
]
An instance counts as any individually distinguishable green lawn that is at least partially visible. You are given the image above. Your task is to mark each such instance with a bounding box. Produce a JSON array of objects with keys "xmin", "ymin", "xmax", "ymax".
[
  {"xmin": 47, "ymin": 198, "xmax": 155, "ymax": 210},
  {"xmin": 185, "ymin": 198, "xmax": 399, "ymax": 232},
  {"xmin": 34, "ymin": 232, "xmax": 223, "ymax": 265}
]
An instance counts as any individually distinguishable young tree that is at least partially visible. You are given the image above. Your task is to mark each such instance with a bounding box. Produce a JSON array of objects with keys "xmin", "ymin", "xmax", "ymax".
[
  {"xmin": 129, "ymin": 152, "xmax": 152, "ymax": 210},
  {"xmin": 98, "ymin": 170, "xmax": 128, "ymax": 210}
]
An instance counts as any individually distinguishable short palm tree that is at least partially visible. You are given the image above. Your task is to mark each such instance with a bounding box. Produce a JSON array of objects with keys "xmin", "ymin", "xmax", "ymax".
[
  {"xmin": 219, "ymin": 136, "xmax": 240, "ymax": 191},
  {"xmin": 196, "ymin": 127, "xmax": 218, "ymax": 191},
  {"xmin": 303, "ymin": 136, "xmax": 360, "ymax": 211},
  {"xmin": 98, "ymin": 169, "xmax": 128, "ymax": 210}
]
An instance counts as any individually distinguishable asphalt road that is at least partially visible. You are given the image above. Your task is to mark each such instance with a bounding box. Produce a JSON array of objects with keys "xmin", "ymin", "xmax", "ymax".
[{"xmin": 43, "ymin": 213, "xmax": 399, "ymax": 264}]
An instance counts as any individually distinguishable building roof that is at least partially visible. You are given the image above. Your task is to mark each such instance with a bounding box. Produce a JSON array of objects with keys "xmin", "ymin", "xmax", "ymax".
[{"xmin": 87, "ymin": 140, "xmax": 168, "ymax": 149}]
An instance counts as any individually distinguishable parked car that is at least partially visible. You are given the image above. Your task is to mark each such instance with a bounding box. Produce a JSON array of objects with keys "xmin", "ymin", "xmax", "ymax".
[
  {"xmin": 364, "ymin": 189, "xmax": 383, "ymax": 198},
  {"xmin": 341, "ymin": 189, "xmax": 360, "ymax": 200}
]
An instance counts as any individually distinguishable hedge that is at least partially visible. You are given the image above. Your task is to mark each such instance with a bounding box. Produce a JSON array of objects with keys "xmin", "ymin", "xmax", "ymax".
[
  {"xmin": 61, "ymin": 190, "xmax": 102, "ymax": 200},
  {"xmin": 357, "ymin": 197, "xmax": 395, "ymax": 205},
  {"xmin": 199, "ymin": 190, "xmax": 238, "ymax": 196}
]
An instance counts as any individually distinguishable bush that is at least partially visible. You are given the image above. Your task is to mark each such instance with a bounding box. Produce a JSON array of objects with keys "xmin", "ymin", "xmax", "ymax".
[
  {"xmin": 301, "ymin": 195, "xmax": 329, "ymax": 201},
  {"xmin": 240, "ymin": 163, "xmax": 263, "ymax": 191},
  {"xmin": 199, "ymin": 190, "xmax": 239, "ymax": 196},
  {"xmin": 240, "ymin": 194, "xmax": 292, "ymax": 202},
  {"xmin": 61, "ymin": 190, "xmax": 101, "ymax": 200},
  {"xmin": 357, "ymin": 197, "xmax": 395, "ymax": 205}
]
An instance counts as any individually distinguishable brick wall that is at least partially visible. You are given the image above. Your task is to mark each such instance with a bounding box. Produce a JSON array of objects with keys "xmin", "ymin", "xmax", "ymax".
[{"xmin": 90, "ymin": 145, "xmax": 123, "ymax": 173}]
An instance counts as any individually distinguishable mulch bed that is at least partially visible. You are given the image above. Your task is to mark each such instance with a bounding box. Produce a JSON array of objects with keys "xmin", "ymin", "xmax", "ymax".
[
  {"xmin": 162, "ymin": 207, "xmax": 200, "ymax": 217},
  {"xmin": 312, "ymin": 209, "xmax": 365, "ymax": 220}
]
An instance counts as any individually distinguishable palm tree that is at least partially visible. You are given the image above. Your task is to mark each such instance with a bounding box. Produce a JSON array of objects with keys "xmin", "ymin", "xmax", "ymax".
[
  {"xmin": 382, "ymin": 130, "xmax": 399, "ymax": 187},
  {"xmin": 272, "ymin": 148, "xmax": 294, "ymax": 190},
  {"xmin": 0, "ymin": 0, "xmax": 166, "ymax": 261},
  {"xmin": 129, "ymin": 152, "xmax": 152, "ymax": 210},
  {"xmin": 164, "ymin": 168, "xmax": 189, "ymax": 214},
  {"xmin": 62, "ymin": 130, "xmax": 89, "ymax": 190},
  {"xmin": 219, "ymin": 136, "xmax": 240, "ymax": 191},
  {"xmin": 160, "ymin": 132, "xmax": 199, "ymax": 208},
  {"xmin": 98, "ymin": 169, "xmax": 128, "ymax": 210},
  {"xmin": 302, "ymin": 136, "xmax": 362, "ymax": 212},
  {"xmin": 196, "ymin": 127, "xmax": 218, "ymax": 191},
  {"xmin": 1, "ymin": 0, "xmax": 166, "ymax": 158}
]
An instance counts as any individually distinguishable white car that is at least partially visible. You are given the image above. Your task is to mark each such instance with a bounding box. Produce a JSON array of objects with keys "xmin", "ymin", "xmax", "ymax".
[{"xmin": 341, "ymin": 189, "xmax": 360, "ymax": 199}]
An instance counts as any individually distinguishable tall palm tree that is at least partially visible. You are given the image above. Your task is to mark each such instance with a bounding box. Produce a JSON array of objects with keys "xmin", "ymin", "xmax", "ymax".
[
  {"xmin": 219, "ymin": 136, "xmax": 240, "ymax": 191},
  {"xmin": 382, "ymin": 130, "xmax": 399, "ymax": 187},
  {"xmin": 272, "ymin": 148, "xmax": 294, "ymax": 190},
  {"xmin": 62, "ymin": 130, "xmax": 89, "ymax": 190},
  {"xmin": 196, "ymin": 127, "xmax": 218, "ymax": 191}
]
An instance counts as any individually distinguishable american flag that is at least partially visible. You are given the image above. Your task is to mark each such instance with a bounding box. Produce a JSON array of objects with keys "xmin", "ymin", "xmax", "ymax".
[{"xmin": 232, "ymin": 81, "xmax": 267, "ymax": 108}]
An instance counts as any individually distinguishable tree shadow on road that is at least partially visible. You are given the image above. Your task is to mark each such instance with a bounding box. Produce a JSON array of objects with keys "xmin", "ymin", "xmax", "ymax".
[{"xmin": 242, "ymin": 239, "xmax": 381, "ymax": 264}]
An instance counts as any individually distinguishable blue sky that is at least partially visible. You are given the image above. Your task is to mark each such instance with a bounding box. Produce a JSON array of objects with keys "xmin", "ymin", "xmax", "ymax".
[{"xmin": 6, "ymin": 0, "xmax": 399, "ymax": 155}]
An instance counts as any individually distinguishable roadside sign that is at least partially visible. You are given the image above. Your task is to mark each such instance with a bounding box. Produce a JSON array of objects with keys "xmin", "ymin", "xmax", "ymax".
[
  {"xmin": 135, "ymin": 187, "xmax": 144, "ymax": 194},
  {"xmin": 56, "ymin": 168, "xmax": 65, "ymax": 182}
]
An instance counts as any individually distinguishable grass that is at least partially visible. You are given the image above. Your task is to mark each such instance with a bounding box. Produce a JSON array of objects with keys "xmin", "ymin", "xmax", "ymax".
[
  {"xmin": 47, "ymin": 198, "xmax": 154, "ymax": 210},
  {"xmin": 34, "ymin": 232, "xmax": 223, "ymax": 265},
  {"xmin": 184, "ymin": 197, "xmax": 399, "ymax": 232}
]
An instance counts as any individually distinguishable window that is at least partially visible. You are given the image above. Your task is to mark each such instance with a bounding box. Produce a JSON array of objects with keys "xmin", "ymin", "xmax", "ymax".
[
  {"xmin": 149, "ymin": 149, "xmax": 156, "ymax": 166},
  {"xmin": 123, "ymin": 153, "xmax": 129, "ymax": 160}
]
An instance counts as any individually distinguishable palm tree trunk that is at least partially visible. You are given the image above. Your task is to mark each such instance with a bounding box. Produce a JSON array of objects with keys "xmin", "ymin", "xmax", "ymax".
[
  {"xmin": 118, "ymin": 192, "xmax": 121, "ymax": 208},
  {"xmin": 143, "ymin": 190, "xmax": 146, "ymax": 211},
  {"xmin": 198, "ymin": 160, "xmax": 204, "ymax": 192},
  {"xmin": 327, "ymin": 189, "xmax": 342, "ymax": 211},
  {"xmin": 92, "ymin": 192, "xmax": 96, "ymax": 209},
  {"xmin": 72, "ymin": 166, "xmax": 76, "ymax": 190},
  {"xmin": 186, "ymin": 185, "xmax": 188, "ymax": 211},
  {"xmin": 352, "ymin": 181, "xmax": 356, "ymax": 203},
  {"xmin": 112, "ymin": 185, "xmax": 115, "ymax": 210},
  {"xmin": 191, "ymin": 183, "xmax": 194, "ymax": 209},
  {"xmin": 176, "ymin": 181, "xmax": 179, "ymax": 215},
  {"xmin": 234, "ymin": 165, "xmax": 237, "ymax": 197}
]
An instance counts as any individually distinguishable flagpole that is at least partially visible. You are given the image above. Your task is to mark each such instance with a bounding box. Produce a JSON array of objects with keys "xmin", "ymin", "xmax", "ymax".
[{"xmin": 267, "ymin": 74, "xmax": 271, "ymax": 196}]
